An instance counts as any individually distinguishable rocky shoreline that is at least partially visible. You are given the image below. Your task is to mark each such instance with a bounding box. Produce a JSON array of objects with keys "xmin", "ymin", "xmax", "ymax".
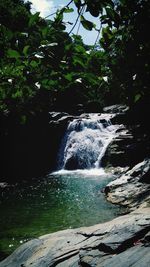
[
  {"xmin": 0, "ymin": 106, "xmax": 150, "ymax": 266},
  {"xmin": 0, "ymin": 160, "xmax": 149, "ymax": 267},
  {"xmin": 0, "ymin": 207, "xmax": 149, "ymax": 267}
]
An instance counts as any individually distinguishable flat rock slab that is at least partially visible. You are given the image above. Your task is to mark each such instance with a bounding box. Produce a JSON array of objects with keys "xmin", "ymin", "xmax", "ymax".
[{"xmin": 0, "ymin": 208, "xmax": 150, "ymax": 267}]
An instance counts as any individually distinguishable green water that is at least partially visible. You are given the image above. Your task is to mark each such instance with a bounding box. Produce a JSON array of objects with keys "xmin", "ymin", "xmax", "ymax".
[{"xmin": 0, "ymin": 170, "xmax": 122, "ymax": 258}]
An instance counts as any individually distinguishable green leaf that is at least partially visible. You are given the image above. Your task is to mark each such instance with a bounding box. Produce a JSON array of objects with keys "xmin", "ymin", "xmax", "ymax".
[
  {"xmin": 74, "ymin": 0, "xmax": 81, "ymax": 9},
  {"xmin": 41, "ymin": 27, "xmax": 48, "ymax": 38},
  {"xmin": 12, "ymin": 90, "xmax": 23, "ymax": 99},
  {"xmin": 73, "ymin": 57, "xmax": 85, "ymax": 68},
  {"xmin": 63, "ymin": 7, "xmax": 74, "ymax": 13},
  {"xmin": 75, "ymin": 45, "xmax": 86, "ymax": 53},
  {"xmin": 7, "ymin": 49, "xmax": 20, "ymax": 59},
  {"xmin": 28, "ymin": 12, "xmax": 40, "ymax": 27},
  {"xmin": 80, "ymin": 16, "xmax": 94, "ymax": 31},
  {"xmin": 89, "ymin": 8, "xmax": 100, "ymax": 17},
  {"xmin": 23, "ymin": 45, "xmax": 30, "ymax": 56},
  {"xmin": 20, "ymin": 115, "xmax": 27, "ymax": 125},
  {"xmin": 64, "ymin": 73, "xmax": 73, "ymax": 82},
  {"xmin": 106, "ymin": 7, "xmax": 115, "ymax": 20},
  {"xmin": 55, "ymin": 10, "xmax": 63, "ymax": 23},
  {"xmin": 134, "ymin": 94, "xmax": 141, "ymax": 103},
  {"xmin": 86, "ymin": 2, "xmax": 101, "ymax": 17},
  {"xmin": 5, "ymin": 29, "xmax": 13, "ymax": 41},
  {"xmin": 30, "ymin": 60, "xmax": 39, "ymax": 68}
]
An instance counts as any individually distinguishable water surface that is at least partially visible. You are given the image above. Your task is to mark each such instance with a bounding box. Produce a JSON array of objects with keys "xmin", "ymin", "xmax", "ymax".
[{"xmin": 0, "ymin": 170, "xmax": 123, "ymax": 258}]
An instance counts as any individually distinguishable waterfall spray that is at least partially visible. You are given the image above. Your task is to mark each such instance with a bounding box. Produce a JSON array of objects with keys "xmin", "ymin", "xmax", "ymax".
[{"xmin": 57, "ymin": 113, "xmax": 120, "ymax": 171}]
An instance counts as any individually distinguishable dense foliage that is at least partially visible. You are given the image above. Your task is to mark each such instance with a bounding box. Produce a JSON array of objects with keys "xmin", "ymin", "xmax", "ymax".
[
  {"xmin": 73, "ymin": 0, "xmax": 150, "ymax": 106},
  {"xmin": 0, "ymin": 0, "xmax": 105, "ymax": 120},
  {"xmin": 0, "ymin": 0, "xmax": 150, "ymax": 121}
]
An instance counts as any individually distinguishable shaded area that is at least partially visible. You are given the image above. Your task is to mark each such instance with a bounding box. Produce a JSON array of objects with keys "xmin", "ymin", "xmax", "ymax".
[{"xmin": 0, "ymin": 112, "xmax": 66, "ymax": 182}]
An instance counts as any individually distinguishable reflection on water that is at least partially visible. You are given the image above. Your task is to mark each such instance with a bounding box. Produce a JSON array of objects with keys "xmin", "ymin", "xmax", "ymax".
[{"xmin": 0, "ymin": 171, "xmax": 123, "ymax": 258}]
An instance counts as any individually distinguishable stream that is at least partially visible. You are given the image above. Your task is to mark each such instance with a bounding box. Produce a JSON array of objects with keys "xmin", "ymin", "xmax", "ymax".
[
  {"xmin": 0, "ymin": 170, "xmax": 124, "ymax": 258},
  {"xmin": 0, "ymin": 113, "xmax": 124, "ymax": 258}
]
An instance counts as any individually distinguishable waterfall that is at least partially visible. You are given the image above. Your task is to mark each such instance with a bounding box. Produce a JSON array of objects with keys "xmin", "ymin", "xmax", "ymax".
[{"xmin": 57, "ymin": 113, "xmax": 120, "ymax": 171}]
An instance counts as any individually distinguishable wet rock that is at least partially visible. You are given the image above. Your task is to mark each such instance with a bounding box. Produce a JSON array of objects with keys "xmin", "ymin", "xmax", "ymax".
[
  {"xmin": 102, "ymin": 130, "xmax": 149, "ymax": 168},
  {"xmin": 101, "ymin": 134, "xmax": 134, "ymax": 167},
  {"xmin": 102, "ymin": 104, "xmax": 150, "ymax": 168},
  {"xmin": 139, "ymin": 169, "xmax": 150, "ymax": 184},
  {"xmin": 49, "ymin": 112, "xmax": 76, "ymax": 128},
  {"xmin": 97, "ymin": 245, "xmax": 150, "ymax": 267},
  {"xmin": 0, "ymin": 209, "xmax": 150, "ymax": 267},
  {"xmin": 103, "ymin": 105, "xmax": 129, "ymax": 114},
  {"xmin": 103, "ymin": 105, "xmax": 129, "ymax": 125},
  {"xmin": 79, "ymin": 249, "xmax": 112, "ymax": 266},
  {"xmin": 49, "ymin": 112, "xmax": 69, "ymax": 121},
  {"xmin": 105, "ymin": 159, "xmax": 150, "ymax": 210},
  {"xmin": 64, "ymin": 156, "xmax": 80, "ymax": 170}
]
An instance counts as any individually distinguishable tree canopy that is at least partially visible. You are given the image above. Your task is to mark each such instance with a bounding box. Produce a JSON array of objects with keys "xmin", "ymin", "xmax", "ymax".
[{"xmin": 0, "ymin": 0, "xmax": 150, "ymax": 122}]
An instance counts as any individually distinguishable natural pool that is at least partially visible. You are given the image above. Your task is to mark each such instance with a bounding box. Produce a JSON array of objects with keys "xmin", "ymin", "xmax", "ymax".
[{"xmin": 0, "ymin": 170, "xmax": 123, "ymax": 259}]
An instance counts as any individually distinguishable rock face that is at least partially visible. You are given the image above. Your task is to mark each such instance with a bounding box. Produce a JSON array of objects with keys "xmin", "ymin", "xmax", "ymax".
[
  {"xmin": 103, "ymin": 104, "xmax": 129, "ymax": 114},
  {"xmin": 0, "ymin": 208, "xmax": 150, "ymax": 267},
  {"xmin": 101, "ymin": 131, "xmax": 134, "ymax": 167},
  {"xmin": 49, "ymin": 112, "xmax": 76, "ymax": 127},
  {"xmin": 101, "ymin": 104, "xmax": 150, "ymax": 168},
  {"xmin": 102, "ymin": 125, "xmax": 149, "ymax": 168},
  {"xmin": 105, "ymin": 159, "xmax": 150, "ymax": 210}
]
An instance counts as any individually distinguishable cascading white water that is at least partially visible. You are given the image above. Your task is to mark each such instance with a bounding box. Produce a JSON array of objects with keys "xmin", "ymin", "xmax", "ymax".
[{"xmin": 57, "ymin": 113, "xmax": 120, "ymax": 171}]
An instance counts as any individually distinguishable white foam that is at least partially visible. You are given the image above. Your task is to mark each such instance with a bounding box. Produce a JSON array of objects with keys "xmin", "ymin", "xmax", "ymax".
[
  {"xmin": 51, "ymin": 168, "xmax": 106, "ymax": 176},
  {"xmin": 56, "ymin": 113, "xmax": 121, "ymax": 171}
]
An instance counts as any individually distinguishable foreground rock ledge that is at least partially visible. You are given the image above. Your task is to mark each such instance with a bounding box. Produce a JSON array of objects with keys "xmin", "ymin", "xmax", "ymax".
[{"xmin": 0, "ymin": 208, "xmax": 150, "ymax": 267}]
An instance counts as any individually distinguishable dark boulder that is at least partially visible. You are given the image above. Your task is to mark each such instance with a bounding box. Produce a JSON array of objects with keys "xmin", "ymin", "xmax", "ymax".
[{"xmin": 64, "ymin": 156, "xmax": 79, "ymax": 170}]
